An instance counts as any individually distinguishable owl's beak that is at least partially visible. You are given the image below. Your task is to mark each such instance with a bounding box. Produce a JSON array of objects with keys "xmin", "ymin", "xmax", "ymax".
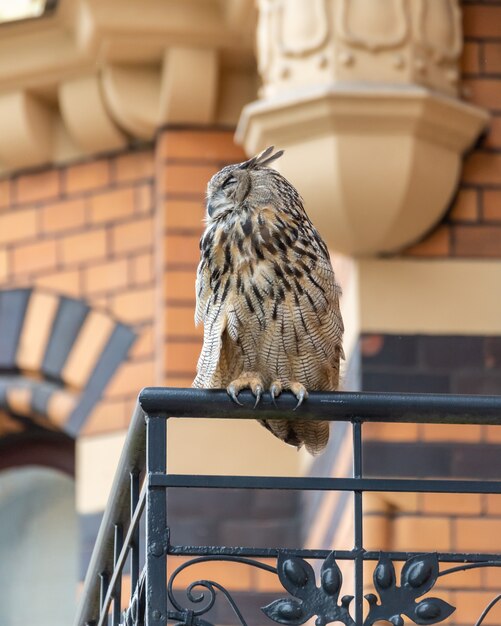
[{"xmin": 207, "ymin": 201, "xmax": 216, "ymax": 218}]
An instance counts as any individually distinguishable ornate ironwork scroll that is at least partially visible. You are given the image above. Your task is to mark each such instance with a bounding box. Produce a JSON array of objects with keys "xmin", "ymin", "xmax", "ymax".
[{"xmin": 152, "ymin": 552, "xmax": 501, "ymax": 626}]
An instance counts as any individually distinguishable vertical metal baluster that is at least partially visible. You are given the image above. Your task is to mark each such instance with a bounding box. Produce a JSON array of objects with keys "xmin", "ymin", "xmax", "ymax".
[
  {"xmin": 99, "ymin": 572, "xmax": 109, "ymax": 626},
  {"xmin": 353, "ymin": 420, "xmax": 364, "ymax": 626},
  {"xmin": 145, "ymin": 414, "xmax": 167, "ymax": 626},
  {"xmin": 113, "ymin": 524, "xmax": 123, "ymax": 626},
  {"xmin": 130, "ymin": 471, "xmax": 140, "ymax": 600}
]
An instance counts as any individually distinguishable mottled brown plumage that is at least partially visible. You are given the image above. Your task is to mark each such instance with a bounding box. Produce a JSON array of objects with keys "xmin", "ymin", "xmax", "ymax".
[{"xmin": 193, "ymin": 147, "xmax": 344, "ymax": 454}]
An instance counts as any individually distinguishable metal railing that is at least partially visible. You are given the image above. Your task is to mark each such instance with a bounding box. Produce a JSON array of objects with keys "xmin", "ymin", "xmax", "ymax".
[{"xmin": 74, "ymin": 388, "xmax": 501, "ymax": 626}]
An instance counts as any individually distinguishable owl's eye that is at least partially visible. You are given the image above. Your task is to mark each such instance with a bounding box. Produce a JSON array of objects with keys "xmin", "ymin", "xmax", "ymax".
[{"xmin": 222, "ymin": 176, "xmax": 237, "ymax": 189}]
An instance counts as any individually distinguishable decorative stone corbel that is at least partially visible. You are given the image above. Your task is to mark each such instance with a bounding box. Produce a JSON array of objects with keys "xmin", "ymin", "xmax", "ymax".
[
  {"xmin": 0, "ymin": 0, "xmax": 257, "ymax": 172},
  {"xmin": 237, "ymin": 0, "xmax": 490, "ymax": 256},
  {"xmin": 101, "ymin": 64, "xmax": 161, "ymax": 140},
  {"xmin": 59, "ymin": 75, "xmax": 127, "ymax": 153},
  {"xmin": 0, "ymin": 91, "xmax": 53, "ymax": 169}
]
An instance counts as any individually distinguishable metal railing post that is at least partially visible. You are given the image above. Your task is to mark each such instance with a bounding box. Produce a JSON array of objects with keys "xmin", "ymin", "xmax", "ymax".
[{"xmin": 145, "ymin": 414, "xmax": 167, "ymax": 626}]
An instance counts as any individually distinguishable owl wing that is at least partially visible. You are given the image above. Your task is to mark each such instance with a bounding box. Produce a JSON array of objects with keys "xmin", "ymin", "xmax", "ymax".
[
  {"xmin": 193, "ymin": 258, "xmax": 243, "ymax": 388},
  {"xmin": 282, "ymin": 228, "xmax": 344, "ymax": 390}
]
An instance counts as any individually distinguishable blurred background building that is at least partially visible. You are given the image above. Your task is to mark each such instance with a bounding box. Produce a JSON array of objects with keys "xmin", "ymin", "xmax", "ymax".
[{"xmin": 0, "ymin": 1, "xmax": 499, "ymax": 625}]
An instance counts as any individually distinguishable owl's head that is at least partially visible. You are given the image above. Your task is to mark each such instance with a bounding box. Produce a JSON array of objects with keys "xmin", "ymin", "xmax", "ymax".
[{"xmin": 205, "ymin": 146, "xmax": 284, "ymax": 220}]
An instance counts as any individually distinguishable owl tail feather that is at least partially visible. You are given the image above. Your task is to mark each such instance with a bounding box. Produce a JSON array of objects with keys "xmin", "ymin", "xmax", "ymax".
[{"xmin": 261, "ymin": 419, "xmax": 330, "ymax": 456}]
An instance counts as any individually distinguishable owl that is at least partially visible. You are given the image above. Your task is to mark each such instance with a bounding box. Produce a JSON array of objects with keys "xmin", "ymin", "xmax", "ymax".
[{"xmin": 193, "ymin": 147, "xmax": 344, "ymax": 455}]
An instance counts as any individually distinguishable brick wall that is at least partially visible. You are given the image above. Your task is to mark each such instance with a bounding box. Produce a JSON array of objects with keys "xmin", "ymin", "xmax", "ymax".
[
  {"xmin": 403, "ymin": 1, "xmax": 501, "ymax": 258},
  {"xmin": 0, "ymin": 149, "xmax": 157, "ymax": 434}
]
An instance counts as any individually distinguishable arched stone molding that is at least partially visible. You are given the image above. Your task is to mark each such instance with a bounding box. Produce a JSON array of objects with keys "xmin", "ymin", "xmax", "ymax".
[
  {"xmin": 0, "ymin": 288, "xmax": 136, "ymax": 438},
  {"xmin": 238, "ymin": 0, "xmax": 490, "ymax": 256},
  {"xmin": 0, "ymin": 0, "xmax": 257, "ymax": 172}
]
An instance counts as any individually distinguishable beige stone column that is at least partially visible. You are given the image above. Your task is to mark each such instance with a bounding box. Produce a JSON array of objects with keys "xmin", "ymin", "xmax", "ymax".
[{"xmin": 237, "ymin": 0, "xmax": 490, "ymax": 256}]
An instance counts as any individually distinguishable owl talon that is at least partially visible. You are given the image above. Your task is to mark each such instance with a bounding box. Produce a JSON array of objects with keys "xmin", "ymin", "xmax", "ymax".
[
  {"xmin": 227, "ymin": 385, "xmax": 243, "ymax": 406},
  {"xmin": 270, "ymin": 381, "xmax": 283, "ymax": 408},
  {"xmin": 227, "ymin": 372, "xmax": 265, "ymax": 407},
  {"xmin": 253, "ymin": 385, "xmax": 263, "ymax": 408},
  {"xmin": 290, "ymin": 383, "xmax": 308, "ymax": 411}
]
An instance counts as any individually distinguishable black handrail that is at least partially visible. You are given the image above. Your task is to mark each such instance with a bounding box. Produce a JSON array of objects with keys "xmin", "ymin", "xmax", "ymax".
[
  {"xmin": 75, "ymin": 401, "xmax": 147, "ymax": 626},
  {"xmin": 74, "ymin": 388, "xmax": 501, "ymax": 626}
]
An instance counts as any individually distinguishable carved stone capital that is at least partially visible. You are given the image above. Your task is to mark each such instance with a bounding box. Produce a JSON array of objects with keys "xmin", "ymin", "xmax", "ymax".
[{"xmin": 239, "ymin": 0, "xmax": 489, "ymax": 256}]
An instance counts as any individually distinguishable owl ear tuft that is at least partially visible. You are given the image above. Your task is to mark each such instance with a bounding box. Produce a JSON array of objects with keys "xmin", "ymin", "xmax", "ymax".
[{"xmin": 239, "ymin": 146, "xmax": 284, "ymax": 170}]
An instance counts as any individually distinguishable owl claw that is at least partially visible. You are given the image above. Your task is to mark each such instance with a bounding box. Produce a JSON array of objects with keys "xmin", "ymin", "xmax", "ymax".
[
  {"xmin": 293, "ymin": 393, "xmax": 305, "ymax": 410},
  {"xmin": 227, "ymin": 385, "xmax": 243, "ymax": 406},
  {"xmin": 227, "ymin": 372, "xmax": 265, "ymax": 407},
  {"xmin": 253, "ymin": 385, "xmax": 263, "ymax": 408},
  {"xmin": 270, "ymin": 381, "xmax": 282, "ymax": 408},
  {"xmin": 290, "ymin": 383, "xmax": 308, "ymax": 411}
]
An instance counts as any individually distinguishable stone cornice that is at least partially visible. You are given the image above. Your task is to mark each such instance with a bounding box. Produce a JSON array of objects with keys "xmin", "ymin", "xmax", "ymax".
[{"xmin": 0, "ymin": 0, "xmax": 257, "ymax": 172}]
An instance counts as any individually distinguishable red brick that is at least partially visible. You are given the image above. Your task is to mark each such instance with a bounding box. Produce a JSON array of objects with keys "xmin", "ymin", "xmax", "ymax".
[
  {"xmin": 112, "ymin": 217, "xmax": 153, "ymax": 254},
  {"xmin": 486, "ymin": 494, "xmax": 501, "ymax": 515},
  {"xmin": 106, "ymin": 359, "xmax": 155, "ymax": 396},
  {"xmin": 112, "ymin": 287, "xmax": 156, "ymax": 323},
  {"xmin": 462, "ymin": 42, "xmax": 480, "ymax": 74},
  {"xmin": 360, "ymin": 334, "xmax": 384, "ymax": 357},
  {"xmin": 484, "ymin": 116, "xmax": 501, "ymax": 149},
  {"xmin": 392, "ymin": 516, "xmax": 451, "ymax": 552},
  {"xmin": 116, "ymin": 150, "xmax": 154, "ymax": 183},
  {"xmin": 84, "ymin": 259, "xmax": 129, "ymax": 295},
  {"xmin": 362, "ymin": 422, "xmax": 419, "ymax": 442},
  {"xmin": 60, "ymin": 229, "xmax": 107, "ymax": 264},
  {"xmin": 463, "ymin": 6, "xmax": 501, "ymax": 38},
  {"xmin": 165, "ymin": 341, "xmax": 201, "ymax": 373},
  {"xmin": 453, "ymin": 225, "xmax": 501, "ymax": 257},
  {"xmin": 16, "ymin": 169, "xmax": 60, "ymax": 204},
  {"xmin": 36, "ymin": 269, "xmax": 82, "ymax": 297},
  {"xmin": 165, "ymin": 306, "xmax": 201, "ymax": 339},
  {"xmin": 164, "ymin": 374, "xmax": 193, "ymax": 387},
  {"xmin": 463, "ymin": 79, "xmax": 501, "ymax": 110},
  {"xmin": 456, "ymin": 518, "xmax": 501, "ymax": 552},
  {"xmin": 164, "ymin": 270, "xmax": 197, "ymax": 302},
  {"xmin": 87, "ymin": 294, "xmax": 110, "ymax": 311},
  {"xmin": 463, "ymin": 152, "xmax": 501, "ymax": 184},
  {"xmin": 164, "ymin": 199, "xmax": 205, "ymax": 232},
  {"xmin": 136, "ymin": 184, "xmax": 153, "ymax": 214},
  {"xmin": 81, "ymin": 398, "xmax": 129, "ymax": 435},
  {"xmin": 422, "ymin": 493, "xmax": 482, "ymax": 515},
  {"xmin": 158, "ymin": 130, "xmax": 244, "ymax": 162},
  {"xmin": 453, "ymin": 591, "xmax": 501, "ymax": 626},
  {"xmin": 438, "ymin": 567, "xmax": 481, "ymax": 589},
  {"xmin": 163, "ymin": 164, "xmax": 217, "ymax": 196},
  {"xmin": 165, "ymin": 234, "xmax": 200, "ymax": 266},
  {"xmin": 485, "ymin": 424, "xmax": 501, "ymax": 443},
  {"xmin": 129, "ymin": 325, "xmax": 154, "ymax": 358},
  {"xmin": 167, "ymin": 558, "xmax": 253, "ymax": 593},
  {"xmin": 404, "ymin": 226, "xmax": 450, "ymax": 257},
  {"xmin": 0, "ymin": 179, "xmax": 11, "ymax": 208},
  {"xmin": 483, "ymin": 189, "xmax": 501, "ymax": 221},
  {"xmin": 13, "ymin": 239, "xmax": 57, "ymax": 274},
  {"xmin": 42, "ymin": 198, "xmax": 86, "ymax": 233},
  {"xmin": 0, "ymin": 208, "xmax": 38, "ymax": 244},
  {"xmin": 0, "ymin": 248, "xmax": 8, "ymax": 281},
  {"xmin": 421, "ymin": 423, "xmax": 482, "ymax": 442},
  {"xmin": 129, "ymin": 253, "xmax": 154, "ymax": 286},
  {"xmin": 89, "ymin": 188, "xmax": 135, "ymax": 224},
  {"xmin": 66, "ymin": 160, "xmax": 110, "ymax": 194},
  {"xmin": 449, "ymin": 189, "xmax": 478, "ymax": 222},
  {"xmin": 484, "ymin": 567, "xmax": 501, "ymax": 590},
  {"xmin": 483, "ymin": 43, "xmax": 501, "ymax": 74}
]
